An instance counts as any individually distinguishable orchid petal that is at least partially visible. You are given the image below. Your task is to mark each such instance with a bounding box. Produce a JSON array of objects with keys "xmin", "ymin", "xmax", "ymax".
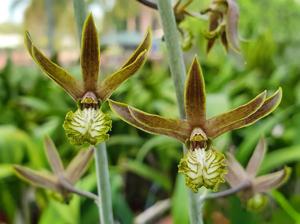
[
  {"xmin": 81, "ymin": 14, "xmax": 100, "ymax": 92},
  {"xmin": 246, "ymin": 138, "xmax": 266, "ymax": 178},
  {"xmin": 109, "ymin": 100, "xmax": 189, "ymax": 142},
  {"xmin": 44, "ymin": 136, "xmax": 64, "ymax": 175},
  {"xmin": 185, "ymin": 57, "xmax": 206, "ymax": 127}
]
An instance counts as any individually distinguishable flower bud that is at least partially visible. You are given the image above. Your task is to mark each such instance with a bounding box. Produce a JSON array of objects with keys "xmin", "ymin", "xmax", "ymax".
[
  {"xmin": 178, "ymin": 147, "xmax": 227, "ymax": 192},
  {"xmin": 246, "ymin": 193, "xmax": 268, "ymax": 212},
  {"xmin": 63, "ymin": 108, "xmax": 112, "ymax": 145}
]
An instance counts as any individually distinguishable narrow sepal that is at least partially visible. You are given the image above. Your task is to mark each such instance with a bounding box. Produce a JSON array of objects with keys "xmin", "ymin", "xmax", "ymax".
[
  {"xmin": 108, "ymin": 100, "xmax": 189, "ymax": 142},
  {"xmin": 31, "ymin": 45, "xmax": 84, "ymax": 100},
  {"xmin": 246, "ymin": 138, "xmax": 266, "ymax": 178},
  {"xmin": 206, "ymin": 91, "xmax": 266, "ymax": 137},
  {"xmin": 185, "ymin": 57, "xmax": 206, "ymax": 126},
  {"xmin": 24, "ymin": 31, "xmax": 33, "ymax": 57},
  {"xmin": 13, "ymin": 165, "xmax": 59, "ymax": 191},
  {"xmin": 253, "ymin": 167, "xmax": 291, "ymax": 193},
  {"xmin": 225, "ymin": 152, "xmax": 248, "ymax": 187},
  {"xmin": 225, "ymin": 0, "xmax": 240, "ymax": 52},
  {"xmin": 207, "ymin": 88, "xmax": 282, "ymax": 138},
  {"xmin": 63, "ymin": 108, "xmax": 112, "ymax": 145},
  {"xmin": 44, "ymin": 136, "xmax": 64, "ymax": 175},
  {"xmin": 97, "ymin": 29, "xmax": 151, "ymax": 101},
  {"xmin": 81, "ymin": 14, "xmax": 100, "ymax": 92},
  {"xmin": 65, "ymin": 147, "xmax": 94, "ymax": 184}
]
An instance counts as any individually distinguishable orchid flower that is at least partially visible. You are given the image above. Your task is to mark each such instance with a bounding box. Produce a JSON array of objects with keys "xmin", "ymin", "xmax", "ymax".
[
  {"xmin": 14, "ymin": 137, "xmax": 95, "ymax": 202},
  {"xmin": 24, "ymin": 14, "xmax": 151, "ymax": 145},
  {"xmin": 108, "ymin": 57, "xmax": 282, "ymax": 192}
]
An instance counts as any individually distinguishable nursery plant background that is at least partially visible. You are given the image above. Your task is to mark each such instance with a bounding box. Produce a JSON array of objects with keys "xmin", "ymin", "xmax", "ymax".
[{"xmin": 0, "ymin": 0, "xmax": 300, "ymax": 223}]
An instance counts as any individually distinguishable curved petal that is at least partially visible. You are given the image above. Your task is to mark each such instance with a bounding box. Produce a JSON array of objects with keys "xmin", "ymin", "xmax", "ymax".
[
  {"xmin": 226, "ymin": 0, "xmax": 240, "ymax": 52},
  {"xmin": 25, "ymin": 31, "xmax": 84, "ymax": 100},
  {"xmin": 97, "ymin": 29, "xmax": 152, "ymax": 101},
  {"xmin": 225, "ymin": 152, "xmax": 248, "ymax": 187},
  {"xmin": 206, "ymin": 90, "xmax": 266, "ymax": 132},
  {"xmin": 81, "ymin": 14, "xmax": 100, "ymax": 92},
  {"xmin": 108, "ymin": 100, "xmax": 189, "ymax": 142},
  {"xmin": 185, "ymin": 57, "xmax": 206, "ymax": 127},
  {"xmin": 253, "ymin": 167, "xmax": 291, "ymax": 193},
  {"xmin": 207, "ymin": 88, "xmax": 282, "ymax": 138}
]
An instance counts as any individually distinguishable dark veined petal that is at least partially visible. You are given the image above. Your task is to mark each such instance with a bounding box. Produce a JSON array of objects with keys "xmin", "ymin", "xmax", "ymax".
[
  {"xmin": 225, "ymin": 152, "xmax": 248, "ymax": 188},
  {"xmin": 207, "ymin": 88, "xmax": 282, "ymax": 138},
  {"xmin": 225, "ymin": 0, "xmax": 240, "ymax": 52},
  {"xmin": 97, "ymin": 29, "xmax": 151, "ymax": 101},
  {"xmin": 206, "ymin": 91, "xmax": 266, "ymax": 134},
  {"xmin": 184, "ymin": 57, "xmax": 206, "ymax": 127},
  {"xmin": 246, "ymin": 138, "xmax": 266, "ymax": 178},
  {"xmin": 25, "ymin": 31, "xmax": 84, "ymax": 100},
  {"xmin": 253, "ymin": 167, "xmax": 291, "ymax": 193},
  {"xmin": 81, "ymin": 14, "xmax": 100, "ymax": 92},
  {"xmin": 44, "ymin": 136, "xmax": 64, "ymax": 175},
  {"xmin": 13, "ymin": 165, "xmax": 59, "ymax": 191},
  {"xmin": 108, "ymin": 100, "xmax": 190, "ymax": 142},
  {"xmin": 65, "ymin": 147, "xmax": 94, "ymax": 184}
]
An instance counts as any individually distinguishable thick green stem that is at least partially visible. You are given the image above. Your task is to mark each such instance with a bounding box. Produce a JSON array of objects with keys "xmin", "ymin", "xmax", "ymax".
[
  {"xmin": 156, "ymin": 0, "xmax": 203, "ymax": 223},
  {"xmin": 72, "ymin": 1, "xmax": 114, "ymax": 223},
  {"xmin": 95, "ymin": 143, "xmax": 114, "ymax": 224}
]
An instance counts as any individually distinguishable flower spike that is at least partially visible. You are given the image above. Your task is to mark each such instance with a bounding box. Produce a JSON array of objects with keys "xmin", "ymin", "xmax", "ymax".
[
  {"xmin": 109, "ymin": 57, "xmax": 282, "ymax": 192},
  {"xmin": 25, "ymin": 14, "xmax": 152, "ymax": 145}
]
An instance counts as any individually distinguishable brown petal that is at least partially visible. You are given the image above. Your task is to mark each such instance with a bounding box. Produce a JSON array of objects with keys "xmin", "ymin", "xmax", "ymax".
[
  {"xmin": 246, "ymin": 138, "xmax": 266, "ymax": 178},
  {"xmin": 253, "ymin": 167, "xmax": 291, "ymax": 193},
  {"xmin": 31, "ymin": 45, "xmax": 84, "ymax": 100},
  {"xmin": 185, "ymin": 57, "xmax": 206, "ymax": 127},
  {"xmin": 221, "ymin": 31, "xmax": 229, "ymax": 52},
  {"xmin": 206, "ymin": 10, "xmax": 220, "ymax": 53},
  {"xmin": 108, "ymin": 100, "xmax": 189, "ymax": 142},
  {"xmin": 120, "ymin": 28, "xmax": 152, "ymax": 69},
  {"xmin": 225, "ymin": 0, "xmax": 240, "ymax": 52},
  {"xmin": 81, "ymin": 14, "xmax": 99, "ymax": 92},
  {"xmin": 65, "ymin": 147, "xmax": 94, "ymax": 184},
  {"xmin": 44, "ymin": 136, "xmax": 64, "ymax": 175},
  {"xmin": 206, "ymin": 90, "xmax": 266, "ymax": 136},
  {"xmin": 13, "ymin": 165, "xmax": 59, "ymax": 191},
  {"xmin": 207, "ymin": 88, "xmax": 281, "ymax": 138},
  {"xmin": 225, "ymin": 152, "xmax": 248, "ymax": 188},
  {"xmin": 97, "ymin": 30, "xmax": 151, "ymax": 101},
  {"xmin": 24, "ymin": 31, "xmax": 33, "ymax": 57}
]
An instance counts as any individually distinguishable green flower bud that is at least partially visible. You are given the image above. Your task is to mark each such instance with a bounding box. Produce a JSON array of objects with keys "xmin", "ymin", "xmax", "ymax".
[
  {"xmin": 63, "ymin": 108, "xmax": 112, "ymax": 145},
  {"xmin": 246, "ymin": 193, "xmax": 268, "ymax": 212},
  {"xmin": 178, "ymin": 147, "xmax": 227, "ymax": 192}
]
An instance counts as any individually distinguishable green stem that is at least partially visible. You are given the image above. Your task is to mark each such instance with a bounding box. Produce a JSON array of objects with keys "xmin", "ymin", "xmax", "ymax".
[
  {"xmin": 72, "ymin": 1, "xmax": 114, "ymax": 223},
  {"xmin": 156, "ymin": 0, "xmax": 203, "ymax": 223},
  {"xmin": 95, "ymin": 143, "xmax": 114, "ymax": 224}
]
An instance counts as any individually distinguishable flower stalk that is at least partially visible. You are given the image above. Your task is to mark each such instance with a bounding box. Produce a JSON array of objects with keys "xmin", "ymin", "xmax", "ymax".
[{"xmin": 156, "ymin": 0, "xmax": 202, "ymax": 223}]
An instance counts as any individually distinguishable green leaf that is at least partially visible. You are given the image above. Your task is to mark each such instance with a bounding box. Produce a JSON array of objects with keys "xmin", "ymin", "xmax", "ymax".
[
  {"xmin": 121, "ymin": 159, "xmax": 171, "ymax": 191},
  {"xmin": 260, "ymin": 145, "xmax": 300, "ymax": 174},
  {"xmin": 172, "ymin": 175, "xmax": 189, "ymax": 224}
]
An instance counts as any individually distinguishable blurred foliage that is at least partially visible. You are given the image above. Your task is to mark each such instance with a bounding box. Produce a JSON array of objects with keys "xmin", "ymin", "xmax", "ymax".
[{"xmin": 0, "ymin": 0, "xmax": 300, "ymax": 223}]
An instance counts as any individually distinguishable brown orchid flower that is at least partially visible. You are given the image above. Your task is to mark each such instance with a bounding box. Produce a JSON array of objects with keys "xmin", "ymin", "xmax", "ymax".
[
  {"xmin": 24, "ymin": 14, "xmax": 151, "ymax": 145},
  {"xmin": 108, "ymin": 57, "xmax": 282, "ymax": 192},
  {"xmin": 202, "ymin": 0, "xmax": 240, "ymax": 53},
  {"xmin": 14, "ymin": 137, "xmax": 96, "ymax": 202},
  {"xmin": 226, "ymin": 138, "xmax": 291, "ymax": 211}
]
